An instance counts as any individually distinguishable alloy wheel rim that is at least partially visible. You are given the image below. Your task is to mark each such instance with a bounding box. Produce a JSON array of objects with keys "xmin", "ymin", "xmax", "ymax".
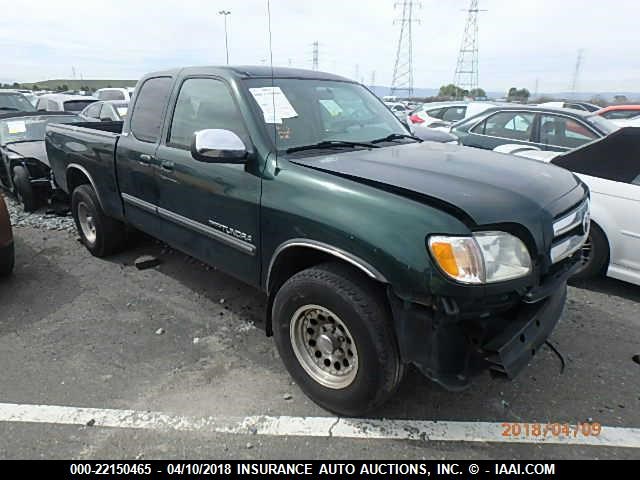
[
  {"xmin": 77, "ymin": 202, "xmax": 97, "ymax": 244},
  {"xmin": 289, "ymin": 304, "xmax": 358, "ymax": 389}
]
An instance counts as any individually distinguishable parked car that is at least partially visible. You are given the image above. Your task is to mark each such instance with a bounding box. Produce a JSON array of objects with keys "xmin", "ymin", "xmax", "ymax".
[
  {"xmin": 451, "ymin": 105, "xmax": 619, "ymax": 152},
  {"xmin": 538, "ymin": 101, "xmax": 600, "ymax": 112},
  {"xmin": 80, "ymin": 100, "xmax": 129, "ymax": 122},
  {"xmin": 46, "ymin": 66, "xmax": 588, "ymax": 415},
  {"xmin": 0, "ymin": 112, "xmax": 81, "ymax": 211},
  {"xmin": 0, "ymin": 91, "xmax": 36, "ymax": 114},
  {"xmin": 384, "ymin": 101, "xmax": 411, "ymax": 121},
  {"xmin": 35, "ymin": 94, "xmax": 97, "ymax": 113},
  {"xmin": 494, "ymin": 127, "xmax": 640, "ymax": 286},
  {"xmin": 610, "ymin": 114, "xmax": 640, "ymax": 128},
  {"xmin": 595, "ymin": 104, "xmax": 640, "ymax": 121},
  {"xmin": 408, "ymin": 101, "xmax": 498, "ymax": 131},
  {"xmin": 0, "ymin": 193, "xmax": 13, "ymax": 277},
  {"xmin": 95, "ymin": 88, "xmax": 134, "ymax": 102}
]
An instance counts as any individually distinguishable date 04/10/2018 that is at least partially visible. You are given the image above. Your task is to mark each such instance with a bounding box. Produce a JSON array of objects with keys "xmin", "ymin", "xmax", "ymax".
[{"xmin": 502, "ymin": 422, "xmax": 602, "ymax": 438}]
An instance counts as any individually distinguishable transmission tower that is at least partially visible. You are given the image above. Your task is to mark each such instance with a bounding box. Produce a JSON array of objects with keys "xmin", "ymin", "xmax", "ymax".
[
  {"xmin": 570, "ymin": 49, "xmax": 584, "ymax": 95},
  {"xmin": 311, "ymin": 41, "xmax": 319, "ymax": 70},
  {"xmin": 390, "ymin": 1, "xmax": 420, "ymax": 97},
  {"xmin": 453, "ymin": 0, "xmax": 485, "ymax": 97}
]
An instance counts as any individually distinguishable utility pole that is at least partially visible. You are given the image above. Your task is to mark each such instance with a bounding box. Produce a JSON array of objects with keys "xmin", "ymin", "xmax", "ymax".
[
  {"xmin": 453, "ymin": 0, "xmax": 486, "ymax": 98},
  {"xmin": 218, "ymin": 10, "xmax": 231, "ymax": 64},
  {"xmin": 534, "ymin": 78, "xmax": 539, "ymax": 99},
  {"xmin": 370, "ymin": 70, "xmax": 376, "ymax": 90},
  {"xmin": 570, "ymin": 49, "xmax": 584, "ymax": 96},
  {"xmin": 390, "ymin": 1, "xmax": 420, "ymax": 97},
  {"xmin": 312, "ymin": 41, "xmax": 319, "ymax": 70}
]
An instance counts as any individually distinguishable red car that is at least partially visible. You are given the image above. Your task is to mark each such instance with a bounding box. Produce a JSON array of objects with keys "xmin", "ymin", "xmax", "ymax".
[
  {"xmin": 595, "ymin": 104, "xmax": 640, "ymax": 120},
  {"xmin": 0, "ymin": 193, "xmax": 14, "ymax": 276}
]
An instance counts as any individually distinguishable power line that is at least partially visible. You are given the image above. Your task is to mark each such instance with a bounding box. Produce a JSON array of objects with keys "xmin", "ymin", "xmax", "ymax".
[
  {"xmin": 453, "ymin": 0, "xmax": 486, "ymax": 96},
  {"xmin": 390, "ymin": 1, "xmax": 420, "ymax": 97}
]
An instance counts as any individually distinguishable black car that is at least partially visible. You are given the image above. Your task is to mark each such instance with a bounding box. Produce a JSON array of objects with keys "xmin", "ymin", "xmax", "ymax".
[
  {"xmin": 451, "ymin": 105, "xmax": 619, "ymax": 152},
  {"xmin": 0, "ymin": 112, "xmax": 81, "ymax": 211},
  {"xmin": 79, "ymin": 100, "xmax": 129, "ymax": 122}
]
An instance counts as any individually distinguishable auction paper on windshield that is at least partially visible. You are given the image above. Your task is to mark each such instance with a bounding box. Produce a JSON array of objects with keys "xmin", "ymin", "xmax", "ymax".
[
  {"xmin": 249, "ymin": 87, "xmax": 298, "ymax": 124},
  {"xmin": 7, "ymin": 121, "xmax": 27, "ymax": 134}
]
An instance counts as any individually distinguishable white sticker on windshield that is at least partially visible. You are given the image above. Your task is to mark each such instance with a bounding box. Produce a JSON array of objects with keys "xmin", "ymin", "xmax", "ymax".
[
  {"xmin": 116, "ymin": 107, "xmax": 128, "ymax": 117},
  {"xmin": 7, "ymin": 121, "xmax": 26, "ymax": 134},
  {"xmin": 249, "ymin": 86, "xmax": 298, "ymax": 124},
  {"xmin": 319, "ymin": 99, "xmax": 343, "ymax": 117}
]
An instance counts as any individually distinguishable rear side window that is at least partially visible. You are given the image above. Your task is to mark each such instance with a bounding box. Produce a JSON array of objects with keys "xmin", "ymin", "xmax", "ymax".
[
  {"xmin": 98, "ymin": 90, "xmax": 126, "ymax": 101},
  {"xmin": 540, "ymin": 114, "xmax": 597, "ymax": 149},
  {"xmin": 426, "ymin": 108, "xmax": 444, "ymax": 119},
  {"xmin": 130, "ymin": 77, "xmax": 172, "ymax": 143},
  {"xmin": 481, "ymin": 111, "xmax": 534, "ymax": 140},
  {"xmin": 442, "ymin": 106, "xmax": 466, "ymax": 122}
]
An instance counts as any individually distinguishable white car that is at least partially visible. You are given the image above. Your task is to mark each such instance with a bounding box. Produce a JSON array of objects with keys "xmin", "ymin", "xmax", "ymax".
[
  {"xmin": 408, "ymin": 101, "xmax": 498, "ymax": 132},
  {"xmin": 610, "ymin": 115, "xmax": 640, "ymax": 128},
  {"xmin": 384, "ymin": 101, "xmax": 411, "ymax": 121},
  {"xmin": 95, "ymin": 87, "xmax": 135, "ymax": 102},
  {"xmin": 35, "ymin": 93, "xmax": 98, "ymax": 113},
  {"xmin": 494, "ymin": 128, "xmax": 640, "ymax": 286},
  {"xmin": 538, "ymin": 101, "xmax": 601, "ymax": 112}
]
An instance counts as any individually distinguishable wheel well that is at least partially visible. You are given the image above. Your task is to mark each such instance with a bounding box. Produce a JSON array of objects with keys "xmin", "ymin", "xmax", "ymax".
[
  {"xmin": 67, "ymin": 167, "xmax": 91, "ymax": 194},
  {"xmin": 590, "ymin": 220, "xmax": 611, "ymax": 263},
  {"xmin": 264, "ymin": 246, "xmax": 387, "ymax": 336}
]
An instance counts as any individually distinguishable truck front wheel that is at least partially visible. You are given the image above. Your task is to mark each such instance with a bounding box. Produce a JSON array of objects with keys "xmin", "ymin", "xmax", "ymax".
[
  {"xmin": 13, "ymin": 166, "xmax": 38, "ymax": 212},
  {"xmin": 71, "ymin": 184, "xmax": 125, "ymax": 257},
  {"xmin": 272, "ymin": 262, "xmax": 404, "ymax": 416}
]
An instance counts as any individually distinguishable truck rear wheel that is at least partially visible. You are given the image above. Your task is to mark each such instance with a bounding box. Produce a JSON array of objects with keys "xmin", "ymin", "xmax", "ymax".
[
  {"xmin": 272, "ymin": 262, "xmax": 404, "ymax": 416},
  {"xmin": 71, "ymin": 184, "xmax": 125, "ymax": 257},
  {"xmin": 13, "ymin": 166, "xmax": 38, "ymax": 213}
]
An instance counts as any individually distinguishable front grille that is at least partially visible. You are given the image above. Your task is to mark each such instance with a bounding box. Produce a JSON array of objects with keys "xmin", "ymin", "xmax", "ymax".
[{"xmin": 550, "ymin": 199, "xmax": 590, "ymax": 264}]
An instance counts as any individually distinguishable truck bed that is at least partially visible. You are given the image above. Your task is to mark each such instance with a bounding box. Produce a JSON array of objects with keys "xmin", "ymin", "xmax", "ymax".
[{"xmin": 45, "ymin": 121, "xmax": 125, "ymax": 220}]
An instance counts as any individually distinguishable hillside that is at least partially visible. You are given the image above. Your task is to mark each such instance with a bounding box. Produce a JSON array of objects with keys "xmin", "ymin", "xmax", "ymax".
[{"xmin": 19, "ymin": 79, "xmax": 137, "ymax": 90}]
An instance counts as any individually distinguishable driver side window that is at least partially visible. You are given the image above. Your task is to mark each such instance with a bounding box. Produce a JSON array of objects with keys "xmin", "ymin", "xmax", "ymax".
[{"xmin": 168, "ymin": 78, "xmax": 249, "ymax": 149}]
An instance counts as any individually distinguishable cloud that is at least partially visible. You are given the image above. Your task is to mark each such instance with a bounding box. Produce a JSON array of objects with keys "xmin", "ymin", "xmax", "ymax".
[{"xmin": 0, "ymin": 0, "xmax": 638, "ymax": 92}]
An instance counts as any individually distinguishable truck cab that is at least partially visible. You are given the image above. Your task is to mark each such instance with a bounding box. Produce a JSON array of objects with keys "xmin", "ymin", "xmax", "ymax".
[{"xmin": 45, "ymin": 66, "xmax": 589, "ymax": 415}]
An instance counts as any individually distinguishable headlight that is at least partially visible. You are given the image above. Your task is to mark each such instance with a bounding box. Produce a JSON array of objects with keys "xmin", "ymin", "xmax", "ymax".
[{"xmin": 428, "ymin": 231, "xmax": 532, "ymax": 284}]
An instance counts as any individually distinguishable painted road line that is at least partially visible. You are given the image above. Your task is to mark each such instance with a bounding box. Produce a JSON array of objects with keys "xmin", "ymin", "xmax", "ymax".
[{"xmin": 0, "ymin": 402, "xmax": 639, "ymax": 448}]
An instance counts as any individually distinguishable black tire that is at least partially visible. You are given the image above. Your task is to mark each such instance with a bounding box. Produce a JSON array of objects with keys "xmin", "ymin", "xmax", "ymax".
[
  {"xmin": 0, "ymin": 242, "xmax": 14, "ymax": 277},
  {"xmin": 71, "ymin": 184, "xmax": 126, "ymax": 257},
  {"xmin": 572, "ymin": 222, "xmax": 609, "ymax": 281},
  {"xmin": 272, "ymin": 262, "xmax": 404, "ymax": 416},
  {"xmin": 12, "ymin": 166, "xmax": 38, "ymax": 212}
]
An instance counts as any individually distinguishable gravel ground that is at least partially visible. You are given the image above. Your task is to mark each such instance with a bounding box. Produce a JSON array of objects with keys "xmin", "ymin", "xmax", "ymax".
[
  {"xmin": 1, "ymin": 197, "xmax": 639, "ymax": 459},
  {"xmin": 5, "ymin": 195, "xmax": 75, "ymax": 232}
]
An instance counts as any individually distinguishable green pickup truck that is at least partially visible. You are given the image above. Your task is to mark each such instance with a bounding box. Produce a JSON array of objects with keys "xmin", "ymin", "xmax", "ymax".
[{"xmin": 45, "ymin": 66, "xmax": 590, "ymax": 415}]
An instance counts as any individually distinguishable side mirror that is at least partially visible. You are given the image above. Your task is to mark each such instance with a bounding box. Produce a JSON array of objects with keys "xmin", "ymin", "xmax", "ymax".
[{"xmin": 191, "ymin": 129, "xmax": 247, "ymax": 163}]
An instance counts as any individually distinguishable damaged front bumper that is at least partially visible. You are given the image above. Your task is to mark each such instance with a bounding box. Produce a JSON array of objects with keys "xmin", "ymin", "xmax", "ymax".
[{"xmin": 388, "ymin": 260, "xmax": 577, "ymax": 391}]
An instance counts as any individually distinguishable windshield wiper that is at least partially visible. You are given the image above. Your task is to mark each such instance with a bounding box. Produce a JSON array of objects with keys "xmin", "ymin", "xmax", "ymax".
[
  {"xmin": 286, "ymin": 140, "xmax": 379, "ymax": 153},
  {"xmin": 370, "ymin": 133, "xmax": 422, "ymax": 144},
  {"xmin": 0, "ymin": 107, "xmax": 19, "ymax": 111}
]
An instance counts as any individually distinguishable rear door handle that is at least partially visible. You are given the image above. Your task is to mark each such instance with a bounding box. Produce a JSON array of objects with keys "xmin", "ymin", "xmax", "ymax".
[
  {"xmin": 161, "ymin": 161, "xmax": 175, "ymax": 172},
  {"xmin": 138, "ymin": 154, "xmax": 153, "ymax": 164}
]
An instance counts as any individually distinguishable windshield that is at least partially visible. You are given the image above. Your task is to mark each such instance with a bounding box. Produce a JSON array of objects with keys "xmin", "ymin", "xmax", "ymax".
[
  {"xmin": 243, "ymin": 78, "xmax": 409, "ymax": 152},
  {"xmin": 0, "ymin": 93, "xmax": 36, "ymax": 112},
  {"xmin": 587, "ymin": 114, "xmax": 620, "ymax": 135},
  {"xmin": 0, "ymin": 114, "xmax": 81, "ymax": 145}
]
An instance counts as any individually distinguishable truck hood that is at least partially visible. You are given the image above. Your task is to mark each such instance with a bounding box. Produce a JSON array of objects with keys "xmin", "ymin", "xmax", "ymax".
[
  {"xmin": 6, "ymin": 141, "xmax": 48, "ymax": 167},
  {"xmin": 289, "ymin": 142, "xmax": 585, "ymax": 229}
]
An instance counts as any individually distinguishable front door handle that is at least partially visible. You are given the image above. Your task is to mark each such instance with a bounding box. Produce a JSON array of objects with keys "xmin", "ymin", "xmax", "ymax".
[
  {"xmin": 138, "ymin": 154, "xmax": 154, "ymax": 165},
  {"xmin": 161, "ymin": 161, "xmax": 175, "ymax": 172}
]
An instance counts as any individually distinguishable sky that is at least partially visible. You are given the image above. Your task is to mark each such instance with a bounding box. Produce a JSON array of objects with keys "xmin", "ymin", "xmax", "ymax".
[{"xmin": 0, "ymin": 0, "xmax": 639, "ymax": 93}]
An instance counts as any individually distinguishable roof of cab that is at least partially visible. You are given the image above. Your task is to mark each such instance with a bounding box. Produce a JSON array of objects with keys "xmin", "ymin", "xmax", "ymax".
[{"xmin": 143, "ymin": 65, "xmax": 353, "ymax": 83}]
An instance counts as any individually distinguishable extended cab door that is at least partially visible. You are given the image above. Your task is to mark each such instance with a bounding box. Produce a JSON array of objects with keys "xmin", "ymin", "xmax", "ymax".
[
  {"xmin": 154, "ymin": 76, "xmax": 260, "ymax": 285},
  {"xmin": 116, "ymin": 76, "xmax": 173, "ymax": 238}
]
